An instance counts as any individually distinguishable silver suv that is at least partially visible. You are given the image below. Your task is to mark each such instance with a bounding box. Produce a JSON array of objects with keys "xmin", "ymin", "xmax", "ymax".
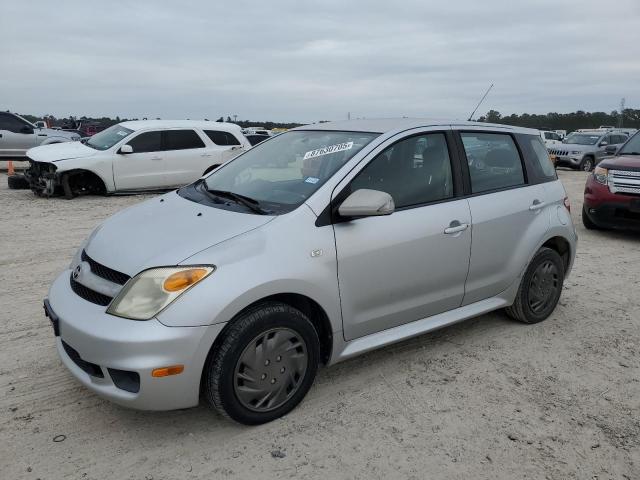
[
  {"xmin": 0, "ymin": 112, "xmax": 80, "ymax": 158},
  {"xmin": 548, "ymin": 130, "xmax": 629, "ymax": 171},
  {"xmin": 44, "ymin": 119, "xmax": 577, "ymax": 424}
]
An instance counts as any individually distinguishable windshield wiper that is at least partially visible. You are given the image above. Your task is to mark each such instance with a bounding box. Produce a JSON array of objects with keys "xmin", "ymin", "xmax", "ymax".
[{"xmin": 204, "ymin": 188, "xmax": 269, "ymax": 214}]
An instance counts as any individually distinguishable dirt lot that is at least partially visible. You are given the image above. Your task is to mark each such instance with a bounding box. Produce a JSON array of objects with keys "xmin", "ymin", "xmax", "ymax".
[{"xmin": 0, "ymin": 170, "xmax": 638, "ymax": 479}]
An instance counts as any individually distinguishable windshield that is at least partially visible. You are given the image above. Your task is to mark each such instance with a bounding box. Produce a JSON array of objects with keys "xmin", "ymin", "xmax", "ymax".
[
  {"xmin": 619, "ymin": 132, "xmax": 640, "ymax": 155},
  {"xmin": 564, "ymin": 133, "xmax": 600, "ymax": 145},
  {"xmin": 86, "ymin": 124, "xmax": 134, "ymax": 150},
  {"xmin": 194, "ymin": 130, "xmax": 379, "ymax": 214}
]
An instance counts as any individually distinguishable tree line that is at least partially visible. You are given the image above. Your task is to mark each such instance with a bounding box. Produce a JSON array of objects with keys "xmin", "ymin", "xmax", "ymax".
[{"xmin": 477, "ymin": 109, "xmax": 640, "ymax": 132}]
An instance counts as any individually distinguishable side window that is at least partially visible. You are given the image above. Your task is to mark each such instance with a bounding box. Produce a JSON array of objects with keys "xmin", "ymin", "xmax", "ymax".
[
  {"xmin": 461, "ymin": 132, "xmax": 525, "ymax": 193},
  {"xmin": 523, "ymin": 135, "xmax": 557, "ymax": 182},
  {"xmin": 204, "ymin": 130, "xmax": 241, "ymax": 146},
  {"xmin": 0, "ymin": 113, "xmax": 30, "ymax": 133},
  {"xmin": 165, "ymin": 130, "xmax": 205, "ymax": 150},
  {"xmin": 350, "ymin": 133, "xmax": 453, "ymax": 209},
  {"xmin": 127, "ymin": 131, "xmax": 162, "ymax": 153},
  {"xmin": 612, "ymin": 135, "xmax": 625, "ymax": 144}
]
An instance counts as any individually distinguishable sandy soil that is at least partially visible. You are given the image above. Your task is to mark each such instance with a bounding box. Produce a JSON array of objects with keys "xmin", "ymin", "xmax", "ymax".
[{"xmin": 1, "ymin": 170, "xmax": 638, "ymax": 479}]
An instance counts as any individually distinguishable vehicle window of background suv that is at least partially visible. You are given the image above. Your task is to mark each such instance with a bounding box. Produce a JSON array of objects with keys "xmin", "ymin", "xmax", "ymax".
[
  {"xmin": 350, "ymin": 133, "xmax": 453, "ymax": 208},
  {"xmin": 165, "ymin": 130, "xmax": 205, "ymax": 150},
  {"xmin": 0, "ymin": 113, "xmax": 29, "ymax": 133},
  {"xmin": 461, "ymin": 132, "xmax": 525, "ymax": 194},
  {"xmin": 128, "ymin": 131, "xmax": 163, "ymax": 153},
  {"xmin": 204, "ymin": 130, "xmax": 241, "ymax": 146}
]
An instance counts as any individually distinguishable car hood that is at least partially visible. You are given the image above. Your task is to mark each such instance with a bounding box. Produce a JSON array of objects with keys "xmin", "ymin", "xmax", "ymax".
[
  {"xmin": 27, "ymin": 141, "xmax": 98, "ymax": 163},
  {"xmin": 85, "ymin": 191, "xmax": 275, "ymax": 276},
  {"xmin": 599, "ymin": 155, "xmax": 640, "ymax": 171}
]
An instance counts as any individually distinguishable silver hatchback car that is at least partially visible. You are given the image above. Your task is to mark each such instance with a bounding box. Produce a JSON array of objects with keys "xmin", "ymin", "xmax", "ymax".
[{"xmin": 45, "ymin": 119, "xmax": 577, "ymax": 424}]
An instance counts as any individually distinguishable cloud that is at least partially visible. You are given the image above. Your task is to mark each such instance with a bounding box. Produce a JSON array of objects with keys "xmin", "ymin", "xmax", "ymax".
[{"xmin": 1, "ymin": 0, "xmax": 638, "ymax": 122}]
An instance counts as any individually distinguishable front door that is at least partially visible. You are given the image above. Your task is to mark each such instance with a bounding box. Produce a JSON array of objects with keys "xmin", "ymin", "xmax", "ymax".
[
  {"xmin": 333, "ymin": 131, "xmax": 472, "ymax": 340},
  {"xmin": 113, "ymin": 130, "xmax": 167, "ymax": 190},
  {"xmin": 0, "ymin": 113, "xmax": 39, "ymax": 157}
]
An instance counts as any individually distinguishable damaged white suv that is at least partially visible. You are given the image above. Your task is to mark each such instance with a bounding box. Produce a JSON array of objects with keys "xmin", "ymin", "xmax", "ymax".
[{"xmin": 25, "ymin": 120, "xmax": 250, "ymax": 198}]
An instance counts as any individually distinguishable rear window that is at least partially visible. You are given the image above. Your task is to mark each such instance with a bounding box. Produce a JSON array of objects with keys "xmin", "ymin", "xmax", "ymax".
[
  {"xmin": 461, "ymin": 132, "xmax": 525, "ymax": 193},
  {"xmin": 165, "ymin": 130, "xmax": 205, "ymax": 150},
  {"xmin": 204, "ymin": 130, "xmax": 241, "ymax": 146},
  {"xmin": 520, "ymin": 135, "xmax": 557, "ymax": 183}
]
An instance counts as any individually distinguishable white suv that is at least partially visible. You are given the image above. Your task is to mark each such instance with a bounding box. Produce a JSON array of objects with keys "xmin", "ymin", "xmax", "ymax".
[{"xmin": 25, "ymin": 120, "xmax": 250, "ymax": 198}]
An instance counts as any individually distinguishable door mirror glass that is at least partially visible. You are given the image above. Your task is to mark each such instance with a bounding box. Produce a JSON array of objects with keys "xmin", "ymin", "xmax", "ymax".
[
  {"xmin": 120, "ymin": 144, "xmax": 133, "ymax": 154},
  {"xmin": 605, "ymin": 145, "xmax": 617, "ymax": 155},
  {"xmin": 20, "ymin": 125, "xmax": 34, "ymax": 134},
  {"xmin": 338, "ymin": 189, "xmax": 395, "ymax": 217}
]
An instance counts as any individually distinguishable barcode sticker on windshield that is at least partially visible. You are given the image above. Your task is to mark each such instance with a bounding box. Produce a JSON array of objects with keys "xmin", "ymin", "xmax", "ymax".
[
  {"xmin": 116, "ymin": 131, "xmax": 128, "ymax": 136},
  {"xmin": 303, "ymin": 141, "xmax": 353, "ymax": 160}
]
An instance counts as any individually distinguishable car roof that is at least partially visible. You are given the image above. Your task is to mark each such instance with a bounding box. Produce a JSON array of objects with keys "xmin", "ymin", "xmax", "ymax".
[
  {"xmin": 119, "ymin": 120, "xmax": 242, "ymax": 132},
  {"xmin": 293, "ymin": 118, "xmax": 538, "ymax": 135}
]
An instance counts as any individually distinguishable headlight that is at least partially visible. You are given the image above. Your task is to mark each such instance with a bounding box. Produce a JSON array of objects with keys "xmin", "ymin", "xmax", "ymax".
[
  {"xmin": 593, "ymin": 166, "xmax": 608, "ymax": 185},
  {"xmin": 107, "ymin": 266, "xmax": 215, "ymax": 320},
  {"xmin": 570, "ymin": 150, "xmax": 582, "ymax": 155}
]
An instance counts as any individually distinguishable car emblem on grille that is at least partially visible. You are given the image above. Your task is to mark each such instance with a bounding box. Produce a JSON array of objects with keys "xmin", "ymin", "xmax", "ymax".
[{"xmin": 72, "ymin": 265, "xmax": 82, "ymax": 280}]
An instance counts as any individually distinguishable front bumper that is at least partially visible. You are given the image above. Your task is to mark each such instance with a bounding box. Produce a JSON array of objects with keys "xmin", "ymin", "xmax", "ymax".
[
  {"xmin": 554, "ymin": 155, "xmax": 582, "ymax": 168},
  {"xmin": 46, "ymin": 270, "xmax": 225, "ymax": 410},
  {"xmin": 584, "ymin": 176, "xmax": 640, "ymax": 231}
]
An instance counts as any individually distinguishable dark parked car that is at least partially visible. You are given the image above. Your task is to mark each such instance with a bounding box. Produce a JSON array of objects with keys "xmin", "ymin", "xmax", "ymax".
[
  {"xmin": 583, "ymin": 131, "xmax": 640, "ymax": 231},
  {"xmin": 244, "ymin": 134, "xmax": 270, "ymax": 146}
]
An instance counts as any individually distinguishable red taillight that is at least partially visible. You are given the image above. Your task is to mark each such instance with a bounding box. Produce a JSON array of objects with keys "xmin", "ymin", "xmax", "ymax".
[{"xmin": 563, "ymin": 196, "xmax": 571, "ymax": 212}]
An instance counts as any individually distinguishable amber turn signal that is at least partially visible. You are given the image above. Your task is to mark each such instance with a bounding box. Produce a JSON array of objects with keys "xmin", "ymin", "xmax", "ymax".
[
  {"xmin": 163, "ymin": 268, "xmax": 209, "ymax": 292},
  {"xmin": 151, "ymin": 365, "xmax": 185, "ymax": 377}
]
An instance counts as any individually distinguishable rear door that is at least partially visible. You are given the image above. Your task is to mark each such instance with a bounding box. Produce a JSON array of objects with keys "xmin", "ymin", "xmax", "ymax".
[
  {"xmin": 457, "ymin": 129, "xmax": 550, "ymax": 305},
  {"xmin": 162, "ymin": 129, "xmax": 209, "ymax": 186},
  {"xmin": 203, "ymin": 130, "xmax": 245, "ymax": 163},
  {"xmin": 113, "ymin": 130, "xmax": 166, "ymax": 190},
  {"xmin": 0, "ymin": 113, "xmax": 39, "ymax": 157}
]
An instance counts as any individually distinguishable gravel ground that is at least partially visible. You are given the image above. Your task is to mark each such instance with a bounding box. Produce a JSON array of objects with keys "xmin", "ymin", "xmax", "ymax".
[{"xmin": 1, "ymin": 170, "xmax": 638, "ymax": 479}]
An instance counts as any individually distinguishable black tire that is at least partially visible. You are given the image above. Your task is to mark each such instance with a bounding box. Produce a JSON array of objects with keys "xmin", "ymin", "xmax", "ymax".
[
  {"xmin": 203, "ymin": 301, "xmax": 320, "ymax": 425},
  {"xmin": 505, "ymin": 247, "xmax": 565, "ymax": 324},
  {"xmin": 8, "ymin": 174, "xmax": 29, "ymax": 190},
  {"xmin": 580, "ymin": 156, "xmax": 595, "ymax": 172},
  {"xmin": 581, "ymin": 206, "xmax": 601, "ymax": 230}
]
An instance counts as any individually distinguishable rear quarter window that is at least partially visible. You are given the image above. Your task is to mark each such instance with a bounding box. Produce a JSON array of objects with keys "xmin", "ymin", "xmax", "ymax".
[{"xmin": 516, "ymin": 134, "xmax": 557, "ymax": 183}]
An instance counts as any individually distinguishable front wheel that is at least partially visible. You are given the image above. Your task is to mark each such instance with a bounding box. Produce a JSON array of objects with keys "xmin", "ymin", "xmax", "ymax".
[
  {"xmin": 506, "ymin": 247, "xmax": 565, "ymax": 324},
  {"xmin": 203, "ymin": 301, "xmax": 320, "ymax": 425},
  {"xmin": 580, "ymin": 157, "xmax": 594, "ymax": 172}
]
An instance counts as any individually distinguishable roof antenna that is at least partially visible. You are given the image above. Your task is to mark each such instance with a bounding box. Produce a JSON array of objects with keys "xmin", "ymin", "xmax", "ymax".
[{"xmin": 467, "ymin": 83, "xmax": 494, "ymax": 121}]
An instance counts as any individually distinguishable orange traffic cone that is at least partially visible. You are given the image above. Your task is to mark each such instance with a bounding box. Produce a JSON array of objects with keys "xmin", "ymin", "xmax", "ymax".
[{"xmin": 7, "ymin": 160, "xmax": 14, "ymax": 176}]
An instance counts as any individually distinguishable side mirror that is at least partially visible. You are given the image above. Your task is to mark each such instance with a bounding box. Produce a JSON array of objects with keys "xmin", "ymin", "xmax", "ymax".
[
  {"xmin": 20, "ymin": 125, "xmax": 34, "ymax": 134},
  {"xmin": 599, "ymin": 141, "xmax": 608, "ymax": 147},
  {"xmin": 338, "ymin": 189, "xmax": 395, "ymax": 218},
  {"xmin": 119, "ymin": 144, "xmax": 133, "ymax": 154},
  {"xmin": 605, "ymin": 145, "xmax": 617, "ymax": 155}
]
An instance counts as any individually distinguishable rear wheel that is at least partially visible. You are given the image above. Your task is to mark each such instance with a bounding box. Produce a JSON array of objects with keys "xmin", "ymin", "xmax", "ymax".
[
  {"xmin": 203, "ymin": 301, "xmax": 320, "ymax": 425},
  {"xmin": 506, "ymin": 247, "xmax": 564, "ymax": 324},
  {"xmin": 580, "ymin": 156, "xmax": 594, "ymax": 172}
]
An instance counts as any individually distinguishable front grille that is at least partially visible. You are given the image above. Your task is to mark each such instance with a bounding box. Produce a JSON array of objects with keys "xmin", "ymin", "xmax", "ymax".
[
  {"xmin": 548, "ymin": 149, "xmax": 569, "ymax": 156},
  {"xmin": 81, "ymin": 250, "xmax": 130, "ymax": 285},
  {"xmin": 609, "ymin": 169, "xmax": 640, "ymax": 195},
  {"xmin": 61, "ymin": 340, "xmax": 104, "ymax": 378},
  {"xmin": 70, "ymin": 276, "xmax": 113, "ymax": 306}
]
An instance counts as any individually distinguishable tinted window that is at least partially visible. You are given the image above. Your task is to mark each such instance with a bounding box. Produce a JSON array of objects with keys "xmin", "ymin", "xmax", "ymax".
[
  {"xmin": 522, "ymin": 135, "xmax": 556, "ymax": 182},
  {"xmin": 461, "ymin": 132, "xmax": 525, "ymax": 193},
  {"xmin": 165, "ymin": 130, "xmax": 205, "ymax": 150},
  {"xmin": 350, "ymin": 133, "xmax": 453, "ymax": 208},
  {"xmin": 127, "ymin": 131, "xmax": 163, "ymax": 153},
  {"xmin": 611, "ymin": 135, "xmax": 626, "ymax": 144},
  {"xmin": 0, "ymin": 113, "xmax": 30, "ymax": 133},
  {"xmin": 619, "ymin": 132, "xmax": 640, "ymax": 155},
  {"xmin": 246, "ymin": 135, "xmax": 269, "ymax": 146},
  {"xmin": 204, "ymin": 130, "xmax": 241, "ymax": 146}
]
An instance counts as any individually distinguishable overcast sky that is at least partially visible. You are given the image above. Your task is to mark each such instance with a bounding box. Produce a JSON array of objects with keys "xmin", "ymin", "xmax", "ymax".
[{"xmin": 2, "ymin": 0, "xmax": 639, "ymax": 123}]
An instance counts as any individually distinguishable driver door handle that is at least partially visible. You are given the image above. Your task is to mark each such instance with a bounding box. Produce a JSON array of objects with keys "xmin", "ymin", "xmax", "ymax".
[{"xmin": 444, "ymin": 221, "xmax": 469, "ymax": 235}]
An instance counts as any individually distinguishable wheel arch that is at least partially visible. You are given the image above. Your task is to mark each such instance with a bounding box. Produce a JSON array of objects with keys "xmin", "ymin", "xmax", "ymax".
[
  {"xmin": 540, "ymin": 235, "xmax": 572, "ymax": 274},
  {"xmin": 59, "ymin": 168, "xmax": 108, "ymax": 195}
]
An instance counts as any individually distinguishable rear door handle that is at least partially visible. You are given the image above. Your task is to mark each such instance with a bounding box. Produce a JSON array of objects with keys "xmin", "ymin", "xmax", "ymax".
[
  {"xmin": 529, "ymin": 199, "xmax": 546, "ymax": 211},
  {"xmin": 444, "ymin": 221, "xmax": 469, "ymax": 235}
]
